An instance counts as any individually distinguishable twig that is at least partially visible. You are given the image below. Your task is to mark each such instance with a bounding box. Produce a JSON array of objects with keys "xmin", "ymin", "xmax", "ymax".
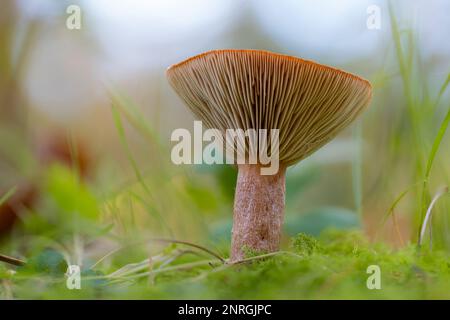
[
  {"xmin": 91, "ymin": 237, "xmax": 224, "ymax": 272},
  {"xmin": 107, "ymin": 254, "xmax": 164, "ymax": 278},
  {"xmin": 0, "ymin": 254, "xmax": 26, "ymax": 267},
  {"xmin": 104, "ymin": 260, "xmax": 219, "ymax": 283},
  {"xmin": 150, "ymin": 238, "xmax": 225, "ymax": 263}
]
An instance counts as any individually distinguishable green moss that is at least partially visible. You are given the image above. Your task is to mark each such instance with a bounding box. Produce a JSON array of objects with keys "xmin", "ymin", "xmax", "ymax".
[
  {"xmin": 242, "ymin": 246, "xmax": 268, "ymax": 259},
  {"xmin": 292, "ymin": 233, "xmax": 320, "ymax": 255},
  {"xmin": 2, "ymin": 231, "xmax": 449, "ymax": 299},
  {"xmin": 199, "ymin": 232, "xmax": 450, "ymax": 299}
]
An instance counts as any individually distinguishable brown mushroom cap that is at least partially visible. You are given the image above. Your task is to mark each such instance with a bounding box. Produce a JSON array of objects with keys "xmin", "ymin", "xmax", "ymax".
[{"xmin": 167, "ymin": 49, "xmax": 372, "ymax": 166}]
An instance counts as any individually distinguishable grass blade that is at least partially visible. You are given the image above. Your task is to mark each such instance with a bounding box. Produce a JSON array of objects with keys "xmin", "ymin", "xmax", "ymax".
[
  {"xmin": 418, "ymin": 186, "xmax": 449, "ymax": 248},
  {"xmin": 111, "ymin": 103, "xmax": 152, "ymax": 197},
  {"xmin": 0, "ymin": 186, "xmax": 17, "ymax": 206}
]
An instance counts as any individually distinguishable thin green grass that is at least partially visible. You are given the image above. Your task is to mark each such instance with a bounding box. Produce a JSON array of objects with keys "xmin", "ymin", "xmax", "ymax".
[
  {"xmin": 389, "ymin": 3, "xmax": 450, "ymax": 244},
  {"xmin": 352, "ymin": 122, "xmax": 363, "ymax": 218},
  {"xmin": 111, "ymin": 103, "xmax": 152, "ymax": 197},
  {"xmin": 422, "ymin": 104, "xmax": 450, "ymax": 190},
  {"xmin": 109, "ymin": 89, "xmax": 165, "ymax": 151},
  {"xmin": 0, "ymin": 186, "xmax": 17, "ymax": 206}
]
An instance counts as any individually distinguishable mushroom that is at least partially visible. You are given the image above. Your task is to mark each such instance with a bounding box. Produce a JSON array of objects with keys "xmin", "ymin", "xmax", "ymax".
[{"xmin": 167, "ymin": 49, "xmax": 372, "ymax": 261}]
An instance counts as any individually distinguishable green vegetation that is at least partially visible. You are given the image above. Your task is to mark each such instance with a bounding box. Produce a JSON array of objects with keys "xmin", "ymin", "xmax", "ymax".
[
  {"xmin": 1, "ymin": 231, "xmax": 449, "ymax": 299},
  {"xmin": 0, "ymin": 4, "xmax": 449, "ymax": 300}
]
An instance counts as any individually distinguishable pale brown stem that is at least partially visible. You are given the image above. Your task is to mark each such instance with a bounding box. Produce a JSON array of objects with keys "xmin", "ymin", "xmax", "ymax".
[
  {"xmin": 230, "ymin": 164, "xmax": 286, "ymax": 261},
  {"xmin": 0, "ymin": 253, "xmax": 26, "ymax": 266}
]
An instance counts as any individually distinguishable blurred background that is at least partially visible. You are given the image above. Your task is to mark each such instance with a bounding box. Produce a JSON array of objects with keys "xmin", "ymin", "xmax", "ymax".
[{"xmin": 0, "ymin": 0, "xmax": 449, "ymax": 263}]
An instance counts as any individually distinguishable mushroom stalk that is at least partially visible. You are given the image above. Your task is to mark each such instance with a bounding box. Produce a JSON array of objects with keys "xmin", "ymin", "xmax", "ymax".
[
  {"xmin": 231, "ymin": 164, "xmax": 286, "ymax": 261},
  {"xmin": 167, "ymin": 49, "xmax": 372, "ymax": 264}
]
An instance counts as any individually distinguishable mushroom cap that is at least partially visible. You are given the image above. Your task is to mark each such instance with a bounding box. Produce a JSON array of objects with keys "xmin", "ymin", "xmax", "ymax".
[{"xmin": 167, "ymin": 49, "xmax": 372, "ymax": 166}]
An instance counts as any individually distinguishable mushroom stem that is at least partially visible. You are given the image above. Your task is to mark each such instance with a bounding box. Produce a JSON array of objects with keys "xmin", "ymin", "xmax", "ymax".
[{"xmin": 230, "ymin": 164, "xmax": 286, "ymax": 261}]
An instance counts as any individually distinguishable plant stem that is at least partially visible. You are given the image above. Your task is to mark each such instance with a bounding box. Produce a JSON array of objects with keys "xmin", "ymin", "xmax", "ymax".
[
  {"xmin": 419, "ymin": 104, "xmax": 450, "ymax": 235},
  {"xmin": 0, "ymin": 253, "xmax": 25, "ymax": 267}
]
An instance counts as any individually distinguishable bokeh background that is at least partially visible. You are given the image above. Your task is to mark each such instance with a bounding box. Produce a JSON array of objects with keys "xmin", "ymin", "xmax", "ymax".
[{"xmin": 1, "ymin": 0, "xmax": 449, "ymax": 263}]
